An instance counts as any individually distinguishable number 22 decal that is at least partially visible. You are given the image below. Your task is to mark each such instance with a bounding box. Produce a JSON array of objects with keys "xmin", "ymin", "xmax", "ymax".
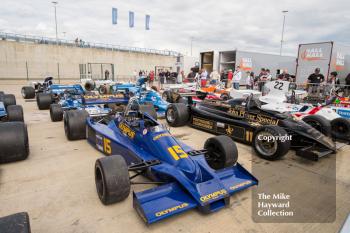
[
  {"xmin": 168, "ymin": 145, "xmax": 188, "ymax": 161},
  {"xmin": 274, "ymin": 81, "xmax": 284, "ymax": 90}
]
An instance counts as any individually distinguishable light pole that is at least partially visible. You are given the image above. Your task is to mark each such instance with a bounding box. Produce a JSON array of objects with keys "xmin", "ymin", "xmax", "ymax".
[
  {"xmin": 52, "ymin": 1, "xmax": 58, "ymax": 44},
  {"xmin": 190, "ymin": 37, "xmax": 194, "ymax": 56},
  {"xmin": 280, "ymin": 10, "xmax": 288, "ymax": 56}
]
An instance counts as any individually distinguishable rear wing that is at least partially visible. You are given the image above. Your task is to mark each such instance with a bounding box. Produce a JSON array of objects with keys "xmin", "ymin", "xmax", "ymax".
[{"xmin": 82, "ymin": 93, "xmax": 129, "ymax": 105}]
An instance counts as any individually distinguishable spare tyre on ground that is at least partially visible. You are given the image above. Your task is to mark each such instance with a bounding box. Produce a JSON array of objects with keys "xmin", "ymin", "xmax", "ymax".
[
  {"xmin": 0, "ymin": 212, "xmax": 31, "ymax": 233},
  {"xmin": 0, "ymin": 122, "xmax": 29, "ymax": 163}
]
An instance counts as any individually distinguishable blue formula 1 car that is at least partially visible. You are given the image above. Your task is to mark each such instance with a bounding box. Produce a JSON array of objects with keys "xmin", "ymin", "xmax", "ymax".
[
  {"xmin": 48, "ymin": 87, "xmax": 130, "ymax": 122},
  {"xmin": 63, "ymin": 97, "xmax": 258, "ymax": 224},
  {"xmin": 112, "ymin": 77, "xmax": 169, "ymax": 117},
  {"xmin": 35, "ymin": 84, "xmax": 86, "ymax": 110}
]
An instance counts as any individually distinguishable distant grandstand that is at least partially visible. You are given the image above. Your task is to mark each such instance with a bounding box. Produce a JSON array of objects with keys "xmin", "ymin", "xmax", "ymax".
[{"xmin": 0, "ymin": 32, "xmax": 180, "ymax": 56}]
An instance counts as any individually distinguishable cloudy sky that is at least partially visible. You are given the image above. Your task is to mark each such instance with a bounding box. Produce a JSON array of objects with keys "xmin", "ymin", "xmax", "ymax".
[{"xmin": 0, "ymin": 0, "xmax": 349, "ymax": 56}]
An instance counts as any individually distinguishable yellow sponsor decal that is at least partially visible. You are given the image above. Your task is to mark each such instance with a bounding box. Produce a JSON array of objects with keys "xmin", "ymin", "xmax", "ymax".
[
  {"xmin": 103, "ymin": 138, "xmax": 112, "ymax": 154},
  {"xmin": 245, "ymin": 131, "xmax": 253, "ymax": 142},
  {"xmin": 153, "ymin": 133, "xmax": 171, "ymax": 141},
  {"xmin": 256, "ymin": 115, "xmax": 279, "ymax": 125},
  {"xmin": 228, "ymin": 108, "xmax": 246, "ymax": 117},
  {"xmin": 118, "ymin": 122, "xmax": 136, "ymax": 139},
  {"xmin": 226, "ymin": 125, "xmax": 234, "ymax": 135},
  {"xmin": 192, "ymin": 117, "xmax": 214, "ymax": 130},
  {"xmin": 229, "ymin": 181, "xmax": 253, "ymax": 191},
  {"xmin": 200, "ymin": 189, "xmax": 227, "ymax": 202},
  {"xmin": 168, "ymin": 145, "xmax": 188, "ymax": 161},
  {"xmin": 155, "ymin": 203, "xmax": 189, "ymax": 217},
  {"xmin": 83, "ymin": 94, "xmax": 124, "ymax": 99}
]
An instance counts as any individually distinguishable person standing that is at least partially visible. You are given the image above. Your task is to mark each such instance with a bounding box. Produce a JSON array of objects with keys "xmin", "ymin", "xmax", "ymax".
[
  {"xmin": 104, "ymin": 70, "xmax": 110, "ymax": 80},
  {"xmin": 149, "ymin": 70, "xmax": 155, "ymax": 87},
  {"xmin": 307, "ymin": 68, "xmax": 325, "ymax": 94},
  {"xmin": 246, "ymin": 72, "xmax": 254, "ymax": 90},
  {"xmin": 210, "ymin": 70, "xmax": 220, "ymax": 85},
  {"xmin": 227, "ymin": 69, "xmax": 233, "ymax": 88},
  {"xmin": 200, "ymin": 69, "xmax": 208, "ymax": 87},
  {"xmin": 159, "ymin": 70, "xmax": 165, "ymax": 90},
  {"xmin": 232, "ymin": 66, "xmax": 242, "ymax": 90}
]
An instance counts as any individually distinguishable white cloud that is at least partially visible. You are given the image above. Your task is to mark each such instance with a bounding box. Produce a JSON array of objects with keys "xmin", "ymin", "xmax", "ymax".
[{"xmin": 0, "ymin": 0, "xmax": 349, "ymax": 56}]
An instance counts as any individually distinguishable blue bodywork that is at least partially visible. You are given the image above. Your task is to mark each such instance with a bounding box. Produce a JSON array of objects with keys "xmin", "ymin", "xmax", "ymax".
[
  {"xmin": 85, "ymin": 99, "xmax": 258, "ymax": 224},
  {"xmin": 112, "ymin": 77, "xmax": 169, "ymax": 117},
  {"xmin": 56, "ymin": 85, "xmax": 129, "ymax": 115},
  {"xmin": 0, "ymin": 102, "xmax": 6, "ymax": 118}
]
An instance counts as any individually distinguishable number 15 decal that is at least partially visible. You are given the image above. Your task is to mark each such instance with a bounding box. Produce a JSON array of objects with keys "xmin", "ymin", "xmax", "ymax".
[
  {"xmin": 103, "ymin": 138, "xmax": 111, "ymax": 155},
  {"xmin": 168, "ymin": 145, "xmax": 188, "ymax": 161}
]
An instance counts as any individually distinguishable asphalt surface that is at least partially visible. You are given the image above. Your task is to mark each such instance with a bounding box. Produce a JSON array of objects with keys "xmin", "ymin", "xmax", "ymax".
[{"xmin": 0, "ymin": 82, "xmax": 349, "ymax": 233}]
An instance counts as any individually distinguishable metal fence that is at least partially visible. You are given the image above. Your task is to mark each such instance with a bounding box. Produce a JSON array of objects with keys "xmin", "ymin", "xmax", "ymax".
[{"xmin": 0, "ymin": 32, "xmax": 180, "ymax": 56}]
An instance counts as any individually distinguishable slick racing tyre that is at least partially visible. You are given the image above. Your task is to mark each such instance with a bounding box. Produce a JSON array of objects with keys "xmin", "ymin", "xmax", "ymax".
[
  {"xmin": 98, "ymin": 84, "xmax": 111, "ymax": 94},
  {"xmin": 50, "ymin": 104, "xmax": 64, "ymax": 122},
  {"xmin": 3, "ymin": 94, "xmax": 16, "ymax": 108},
  {"xmin": 64, "ymin": 110, "xmax": 89, "ymax": 140},
  {"xmin": 302, "ymin": 115, "xmax": 332, "ymax": 137},
  {"xmin": 204, "ymin": 135, "xmax": 238, "ymax": 170},
  {"xmin": 162, "ymin": 90, "xmax": 172, "ymax": 102},
  {"xmin": 139, "ymin": 104, "xmax": 157, "ymax": 120},
  {"xmin": 0, "ymin": 122, "xmax": 29, "ymax": 163},
  {"xmin": 21, "ymin": 86, "xmax": 36, "ymax": 99},
  {"xmin": 7, "ymin": 105, "xmax": 24, "ymax": 122},
  {"xmin": 36, "ymin": 93, "xmax": 53, "ymax": 110},
  {"xmin": 165, "ymin": 103, "xmax": 189, "ymax": 127},
  {"xmin": 253, "ymin": 125, "xmax": 290, "ymax": 160},
  {"xmin": 95, "ymin": 155, "xmax": 130, "ymax": 205},
  {"xmin": 0, "ymin": 212, "xmax": 31, "ymax": 233},
  {"xmin": 331, "ymin": 118, "xmax": 350, "ymax": 141},
  {"xmin": 84, "ymin": 80, "xmax": 95, "ymax": 91}
]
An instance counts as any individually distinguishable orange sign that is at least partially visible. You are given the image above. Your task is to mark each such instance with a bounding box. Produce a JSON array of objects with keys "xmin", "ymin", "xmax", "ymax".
[{"xmin": 301, "ymin": 48, "xmax": 324, "ymax": 61}]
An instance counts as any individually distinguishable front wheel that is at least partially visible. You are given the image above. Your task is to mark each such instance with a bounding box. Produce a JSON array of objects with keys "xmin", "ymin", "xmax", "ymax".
[
  {"xmin": 302, "ymin": 115, "xmax": 332, "ymax": 137},
  {"xmin": 64, "ymin": 110, "xmax": 89, "ymax": 140},
  {"xmin": 95, "ymin": 155, "xmax": 130, "ymax": 205},
  {"xmin": 7, "ymin": 105, "xmax": 24, "ymax": 122},
  {"xmin": 165, "ymin": 103, "xmax": 189, "ymax": 127},
  {"xmin": 204, "ymin": 135, "xmax": 238, "ymax": 170},
  {"xmin": 36, "ymin": 93, "xmax": 53, "ymax": 110},
  {"xmin": 253, "ymin": 125, "xmax": 290, "ymax": 160},
  {"xmin": 50, "ymin": 104, "xmax": 64, "ymax": 122},
  {"xmin": 21, "ymin": 86, "xmax": 36, "ymax": 99},
  {"xmin": 331, "ymin": 118, "xmax": 350, "ymax": 141}
]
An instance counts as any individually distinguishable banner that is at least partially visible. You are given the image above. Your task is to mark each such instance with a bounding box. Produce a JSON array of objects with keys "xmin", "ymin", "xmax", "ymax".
[
  {"xmin": 129, "ymin": 11, "xmax": 135, "ymax": 28},
  {"xmin": 145, "ymin": 15, "xmax": 150, "ymax": 30},
  {"xmin": 112, "ymin": 8, "xmax": 118, "ymax": 25}
]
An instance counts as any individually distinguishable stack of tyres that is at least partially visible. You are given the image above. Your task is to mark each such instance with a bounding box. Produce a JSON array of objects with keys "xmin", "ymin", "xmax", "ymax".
[{"xmin": 0, "ymin": 91, "xmax": 29, "ymax": 164}]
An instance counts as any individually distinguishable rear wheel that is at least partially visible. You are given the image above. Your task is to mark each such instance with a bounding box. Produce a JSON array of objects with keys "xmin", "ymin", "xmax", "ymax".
[
  {"xmin": 21, "ymin": 86, "xmax": 36, "ymax": 99},
  {"xmin": 331, "ymin": 118, "xmax": 350, "ymax": 141},
  {"xmin": 95, "ymin": 155, "xmax": 130, "ymax": 205},
  {"xmin": 3, "ymin": 94, "xmax": 16, "ymax": 108},
  {"xmin": 50, "ymin": 104, "xmax": 64, "ymax": 122},
  {"xmin": 98, "ymin": 84, "xmax": 111, "ymax": 94},
  {"xmin": 165, "ymin": 103, "xmax": 189, "ymax": 127},
  {"xmin": 0, "ymin": 122, "xmax": 29, "ymax": 163},
  {"xmin": 7, "ymin": 105, "xmax": 24, "ymax": 122},
  {"xmin": 204, "ymin": 135, "xmax": 238, "ymax": 170},
  {"xmin": 84, "ymin": 80, "xmax": 95, "ymax": 91},
  {"xmin": 36, "ymin": 93, "xmax": 53, "ymax": 110},
  {"xmin": 302, "ymin": 115, "xmax": 332, "ymax": 137},
  {"xmin": 253, "ymin": 125, "xmax": 290, "ymax": 160},
  {"xmin": 64, "ymin": 110, "xmax": 89, "ymax": 140}
]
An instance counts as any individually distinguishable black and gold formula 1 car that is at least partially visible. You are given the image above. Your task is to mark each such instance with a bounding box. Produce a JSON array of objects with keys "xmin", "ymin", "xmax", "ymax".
[{"xmin": 165, "ymin": 95, "xmax": 337, "ymax": 161}]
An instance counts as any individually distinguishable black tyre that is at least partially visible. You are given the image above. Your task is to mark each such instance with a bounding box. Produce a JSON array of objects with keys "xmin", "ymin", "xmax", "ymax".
[
  {"xmin": 165, "ymin": 103, "xmax": 189, "ymax": 127},
  {"xmin": 21, "ymin": 86, "xmax": 36, "ymax": 99},
  {"xmin": 36, "ymin": 93, "xmax": 53, "ymax": 110},
  {"xmin": 139, "ymin": 104, "xmax": 157, "ymax": 120},
  {"xmin": 253, "ymin": 125, "xmax": 290, "ymax": 160},
  {"xmin": 3, "ymin": 94, "xmax": 16, "ymax": 108},
  {"xmin": 302, "ymin": 115, "xmax": 332, "ymax": 137},
  {"xmin": 7, "ymin": 105, "xmax": 24, "ymax": 122},
  {"xmin": 64, "ymin": 110, "xmax": 89, "ymax": 140},
  {"xmin": 0, "ymin": 91, "xmax": 4, "ymax": 97},
  {"xmin": 177, "ymin": 97, "xmax": 188, "ymax": 104},
  {"xmin": 331, "ymin": 118, "xmax": 350, "ymax": 140},
  {"xmin": 84, "ymin": 80, "xmax": 95, "ymax": 91},
  {"xmin": 95, "ymin": 155, "xmax": 130, "ymax": 205},
  {"xmin": 50, "ymin": 104, "xmax": 63, "ymax": 122},
  {"xmin": 0, "ymin": 122, "xmax": 29, "ymax": 163},
  {"xmin": 0, "ymin": 212, "xmax": 31, "ymax": 233},
  {"xmin": 162, "ymin": 90, "xmax": 172, "ymax": 102},
  {"xmin": 204, "ymin": 135, "xmax": 238, "ymax": 170}
]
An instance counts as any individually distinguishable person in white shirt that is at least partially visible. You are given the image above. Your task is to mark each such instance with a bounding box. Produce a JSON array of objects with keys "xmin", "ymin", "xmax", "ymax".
[
  {"xmin": 210, "ymin": 70, "xmax": 220, "ymax": 85},
  {"xmin": 265, "ymin": 69, "xmax": 273, "ymax": 81},
  {"xmin": 246, "ymin": 71, "xmax": 254, "ymax": 89},
  {"xmin": 233, "ymin": 66, "xmax": 242, "ymax": 90},
  {"xmin": 200, "ymin": 69, "xmax": 208, "ymax": 87}
]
